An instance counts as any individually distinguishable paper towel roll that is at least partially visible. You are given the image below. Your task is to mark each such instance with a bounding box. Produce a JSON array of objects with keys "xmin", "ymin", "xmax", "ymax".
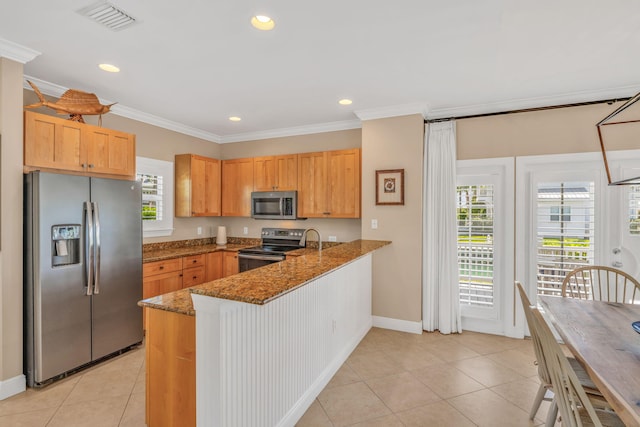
[{"xmin": 216, "ymin": 226, "xmax": 227, "ymax": 245}]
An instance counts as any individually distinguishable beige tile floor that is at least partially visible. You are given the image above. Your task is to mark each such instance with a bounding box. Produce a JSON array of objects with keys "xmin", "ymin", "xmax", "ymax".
[
  {"xmin": 0, "ymin": 345, "xmax": 145, "ymax": 427},
  {"xmin": 0, "ymin": 329, "xmax": 552, "ymax": 427},
  {"xmin": 297, "ymin": 328, "xmax": 554, "ymax": 427}
]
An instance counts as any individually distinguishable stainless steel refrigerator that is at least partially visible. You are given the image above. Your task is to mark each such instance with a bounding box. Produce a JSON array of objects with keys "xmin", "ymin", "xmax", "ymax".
[{"xmin": 24, "ymin": 171, "xmax": 143, "ymax": 387}]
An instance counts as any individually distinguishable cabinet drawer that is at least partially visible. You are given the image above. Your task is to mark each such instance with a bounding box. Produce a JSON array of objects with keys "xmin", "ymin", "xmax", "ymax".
[
  {"xmin": 182, "ymin": 266, "xmax": 206, "ymax": 288},
  {"xmin": 143, "ymin": 258, "xmax": 183, "ymax": 277},
  {"xmin": 183, "ymin": 254, "xmax": 206, "ymax": 269}
]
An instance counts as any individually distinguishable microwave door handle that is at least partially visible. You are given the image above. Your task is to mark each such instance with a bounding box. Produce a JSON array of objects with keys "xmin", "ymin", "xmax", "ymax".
[{"xmin": 280, "ymin": 198, "xmax": 284, "ymax": 216}]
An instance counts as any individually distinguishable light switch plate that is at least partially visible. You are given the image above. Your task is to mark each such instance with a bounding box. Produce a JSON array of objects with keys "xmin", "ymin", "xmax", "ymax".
[
  {"xmin": 328, "ymin": 235, "xmax": 337, "ymax": 242},
  {"xmin": 243, "ymin": 227, "xmax": 249, "ymax": 235},
  {"xmin": 371, "ymin": 219, "xmax": 378, "ymax": 229},
  {"xmin": 197, "ymin": 226, "xmax": 202, "ymax": 235}
]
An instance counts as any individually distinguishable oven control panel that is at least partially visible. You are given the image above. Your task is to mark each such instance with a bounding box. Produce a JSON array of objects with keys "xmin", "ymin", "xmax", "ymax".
[{"xmin": 261, "ymin": 228, "xmax": 306, "ymax": 239}]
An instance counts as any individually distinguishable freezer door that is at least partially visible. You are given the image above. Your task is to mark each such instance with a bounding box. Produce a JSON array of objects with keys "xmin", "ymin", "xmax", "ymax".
[
  {"xmin": 24, "ymin": 172, "xmax": 92, "ymax": 385},
  {"xmin": 90, "ymin": 178, "xmax": 143, "ymax": 360}
]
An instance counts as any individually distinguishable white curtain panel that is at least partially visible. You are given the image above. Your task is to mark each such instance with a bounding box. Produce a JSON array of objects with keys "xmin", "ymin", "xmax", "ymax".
[{"xmin": 422, "ymin": 121, "xmax": 462, "ymax": 334}]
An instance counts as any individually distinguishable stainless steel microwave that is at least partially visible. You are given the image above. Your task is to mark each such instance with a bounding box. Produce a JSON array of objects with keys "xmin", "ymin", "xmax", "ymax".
[{"xmin": 251, "ymin": 191, "xmax": 298, "ymax": 220}]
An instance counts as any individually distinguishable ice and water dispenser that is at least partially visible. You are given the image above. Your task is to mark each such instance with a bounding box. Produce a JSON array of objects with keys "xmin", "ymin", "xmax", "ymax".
[{"xmin": 51, "ymin": 225, "xmax": 80, "ymax": 267}]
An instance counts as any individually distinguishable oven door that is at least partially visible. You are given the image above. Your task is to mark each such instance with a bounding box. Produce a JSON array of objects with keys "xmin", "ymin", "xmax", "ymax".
[{"xmin": 238, "ymin": 253, "xmax": 285, "ymax": 272}]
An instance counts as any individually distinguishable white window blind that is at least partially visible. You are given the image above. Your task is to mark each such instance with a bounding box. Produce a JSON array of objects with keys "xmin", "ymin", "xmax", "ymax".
[
  {"xmin": 457, "ymin": 184, "xmax": 495, "ymax": 308},
  {"xmin": 139, "ymin": 174, "xmax": 163, "ymax": 221},
  {"xmin": 536, "ymin": 182, "xmax": 595, "ymax": 295},
  {"xmin": 136, "ymin": 157, "xmax": 173, "ymax": 237}
]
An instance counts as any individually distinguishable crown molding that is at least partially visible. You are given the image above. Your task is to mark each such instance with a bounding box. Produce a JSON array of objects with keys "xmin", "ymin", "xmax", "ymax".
[
  {"xmin": 23, "ymin": 75, "xmax": 222, "ymax": 143},
  {"xmin": 426, "ymin": 84, "xmax": 640, "ymax": 120},
  {"xmin": 219, "ymin": 119, "xmax": 362, "ymax": 144},
  {"xmin": 0, "ymin": 38, "xmax": 40, "ymax": 64},
  {"xmin": 354, "ymin": 102, "xmax": 428, "ymax": 121}
]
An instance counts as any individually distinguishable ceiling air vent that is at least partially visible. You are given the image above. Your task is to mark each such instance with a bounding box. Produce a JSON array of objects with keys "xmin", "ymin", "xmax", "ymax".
[{"xmin": 78, "ymin": 2, "xmax": 137, "ymax": 31}]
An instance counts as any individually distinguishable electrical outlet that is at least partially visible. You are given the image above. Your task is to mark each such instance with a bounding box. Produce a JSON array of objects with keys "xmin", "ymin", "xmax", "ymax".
[
  {"xmin": 328, "ymin": 235, "xmax": 337, "ymax": 242},
  {"xmin": 197, "ymin": 226, "xmax": 202, "ymax": 235},
  {"xmin": 371, "ymin": 219, "xmax": 378, "ymax": 229},
  {"xmin": 243, "ymin": 226, "xmax": 248, "ymax": 235}
]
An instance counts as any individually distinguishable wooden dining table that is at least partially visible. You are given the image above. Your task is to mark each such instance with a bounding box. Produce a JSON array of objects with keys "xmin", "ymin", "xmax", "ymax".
[{"xmin": 538, "ymin": 295, "xmax": 640, "ymax": 427}]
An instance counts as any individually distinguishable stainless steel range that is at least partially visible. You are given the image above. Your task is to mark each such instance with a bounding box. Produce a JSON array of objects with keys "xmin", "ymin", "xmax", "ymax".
[{"xmin": 238, "ymin": 228, "xmax": 306, "ymax": 272}]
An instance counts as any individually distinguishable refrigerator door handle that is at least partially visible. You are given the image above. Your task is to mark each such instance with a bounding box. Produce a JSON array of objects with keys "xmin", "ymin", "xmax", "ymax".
[
  {"xmin": 85, "ymin": 201, "xmax": 94, "ymax": 296},
  {"xmin": 93, "ymin": 202, "xmax": 101, "ymax": 295}
]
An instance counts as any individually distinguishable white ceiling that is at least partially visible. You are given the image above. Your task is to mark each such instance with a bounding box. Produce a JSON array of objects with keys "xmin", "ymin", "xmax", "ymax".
[{"xmin": 2, "ymin": 0, "xmax": 640, "ymax": 143}]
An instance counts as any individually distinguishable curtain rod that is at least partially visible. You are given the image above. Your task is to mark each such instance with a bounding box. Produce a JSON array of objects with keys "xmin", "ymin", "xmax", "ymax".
[{"xmin": 424, "ymin": 96, "xmax": 632, "ymax": 124}]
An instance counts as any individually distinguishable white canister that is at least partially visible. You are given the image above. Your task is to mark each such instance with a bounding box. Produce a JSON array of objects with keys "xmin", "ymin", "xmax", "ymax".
[{"xmin": 216, "ymin": 226, "xmax": 227, "ymax": 245}]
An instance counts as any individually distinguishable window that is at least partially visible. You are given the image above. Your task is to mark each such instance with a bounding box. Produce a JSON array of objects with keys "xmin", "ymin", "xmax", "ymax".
[
  {"xmin": 136, "ymin": 157, "xmax": 173, "ymax": 237},
  {"xmin": 550, "ymin": 206, "xmax": 571, "ymax": 222}
]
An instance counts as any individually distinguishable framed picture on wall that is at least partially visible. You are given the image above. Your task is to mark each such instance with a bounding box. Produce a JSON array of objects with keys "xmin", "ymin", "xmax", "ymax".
[{"xmin": 376, "ymin": 169, "xmax": 404, "ymax": 205}]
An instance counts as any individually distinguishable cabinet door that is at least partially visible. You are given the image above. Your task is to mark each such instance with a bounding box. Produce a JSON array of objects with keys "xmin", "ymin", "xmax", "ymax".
[
  {"xmin": 84, "ymin": 127, "xmax": 136, "ymax": 178},
  {"xmin": 24, "ymin": 111, "xmax": 84, "ymax": 171},
  {"xmin": 253, "ymin": 156, "xmax": 276, "ymax": 191},
  {"xmin": 327, "ymin": 149, "xmax": 361, "ymax": 218},
  {"xmin": 297, "ymin": 151, "xmax": 328, "ymax": 217},
  {"xmin": 221, "ymin": 158, "xmax": 254, "ymax": 217},
  {"xmin": 205, "ymin": 252, "xmax": 223, "ymax": 281},
  {"xmin": 222, "ymin": 251, "xmax": 239, "ymax": 277},
  {"xmin": 143, "ymin": 270, "xmax": 183, "ymax": 299},
  {"xmin": 204, "ymin": 158, "xmax": 221, "ymax": 216},
  {"xmin": 275, "ymin": 154, "xmax": 298, "ymax": 190},
  {"xmin": 175, "ymin": 154, "xmax": 221, "ymax": 217}
]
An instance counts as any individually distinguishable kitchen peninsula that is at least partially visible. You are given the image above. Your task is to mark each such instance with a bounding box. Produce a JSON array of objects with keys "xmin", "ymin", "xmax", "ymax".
[{"xmin": 140, "ymin": 239, "xmax": 390, "ymax": 427}]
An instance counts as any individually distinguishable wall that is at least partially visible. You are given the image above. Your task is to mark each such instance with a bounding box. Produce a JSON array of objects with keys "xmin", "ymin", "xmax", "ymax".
[
  {"xmin": 23, "ymin": 90, "xmax": 224, "ymax": 243},
  {"xmin": 361, "ymin": 115, "xmax": 424, "ymax": 325},
  {"xmin": 22, "ymin": 92, "xmax": 364, "ymax": 243},
  {"xmin": 457, "ymin": 100, "xmax": 640, "ymax": 160},
  {"xmin": 219, "ymin": 129, "xmax": 363, "ymax": 242},
  {"xmin": 0, "ymin": 58, "xmax": 26, "ymax": 396}
]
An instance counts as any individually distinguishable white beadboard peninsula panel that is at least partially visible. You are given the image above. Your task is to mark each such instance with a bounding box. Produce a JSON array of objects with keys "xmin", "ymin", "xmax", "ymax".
[{"xmin": 192, "ymin": 254, "xmax": 373, "ymax": 427}]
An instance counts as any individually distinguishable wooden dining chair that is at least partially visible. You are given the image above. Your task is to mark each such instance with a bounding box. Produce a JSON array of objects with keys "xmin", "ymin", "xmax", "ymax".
[
  {"xmin": 516, "ymin": 282, "xmax": 608, "ymax": 427},
  {"xmin": 561, "ymin": 265, "xmax": 640, "ymax": 303},
  {"xmin": 528, "ymin": 306, "xmax": 624, "ymax": 427}
]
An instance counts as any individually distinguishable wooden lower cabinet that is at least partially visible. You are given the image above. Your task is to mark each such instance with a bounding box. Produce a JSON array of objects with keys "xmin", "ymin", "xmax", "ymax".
[
  {"xmin": 145, "ymin": 308, "xmax": 195, "ymax": 427},
  {"xmin": 223, "ymin": 251, "xmax": 239, "ymax": 277},
  {"xmin": 205, "ymin": 251, "xmax": 223, "ymax": 281}
]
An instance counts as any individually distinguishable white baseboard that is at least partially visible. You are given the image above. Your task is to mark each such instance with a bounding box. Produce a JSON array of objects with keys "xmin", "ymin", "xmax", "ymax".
[
  {"xmin": 0, "ymin": 374, "xmax": 25, "ymax": 400},
  {"xmin": 372, "ymin": 315, "xmax": 423, "ymax": 334}
]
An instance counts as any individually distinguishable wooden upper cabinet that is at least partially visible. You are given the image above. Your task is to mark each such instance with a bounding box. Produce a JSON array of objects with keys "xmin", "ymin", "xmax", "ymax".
[
  {"xmin": 221, "ymin": 157, "xmax": 254, "ymax": 217},
  {"xmin": 327, "ymin": 149, "xmax": 361, "ymax": 218},
  {"xmin": 175, "ymin": 154, "xmax": 221, "ymax": 217},
  {"xmin": 83, "ymin": 127, "xmax": 135, "ymax": 177},
  {"xmin": 24, "ymin": 111, "xmax": 135, "ymax": 179},
  {"xmin": 253, "ymin": 154, "xmax": 298, "ymax": 191},
  {"xmin": 297, "ymin": 151, "xmax": 328, "ymax": 218},
  {"xmin": 25, "ymin": 111, "xmax": 85, "ymax": 172},
  {"xmin": 297, "ymin": 149, "xmax": 361, "ymax": 218}
]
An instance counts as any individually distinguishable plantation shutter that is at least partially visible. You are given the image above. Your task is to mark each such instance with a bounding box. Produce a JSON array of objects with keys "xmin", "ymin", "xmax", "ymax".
[
  {"xmin": 536, "ymin": 181, "xmax": 595, "ymax": 295},
  {"xmin": 457, "ymin": 184, "xmax": 495, "ymax": 308},
  {"xmin": 138, "ymin": 173, "xmax": 164, "ymax": 221}
]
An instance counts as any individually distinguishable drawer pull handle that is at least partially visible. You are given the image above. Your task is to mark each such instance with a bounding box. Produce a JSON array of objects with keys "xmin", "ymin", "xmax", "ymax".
[
  {"xmin": 193, "ymin": 260, "xmax": 197, "ymax": 263},
  {"xmin": 159, "ymin": 266, "xmax": 164, "ymax": 270}
]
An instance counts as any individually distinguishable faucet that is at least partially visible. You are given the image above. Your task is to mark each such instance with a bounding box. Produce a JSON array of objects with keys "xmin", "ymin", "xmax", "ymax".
[{"xmin": 300, "ymin": 228, "xmax": 322, "ymax": 252}]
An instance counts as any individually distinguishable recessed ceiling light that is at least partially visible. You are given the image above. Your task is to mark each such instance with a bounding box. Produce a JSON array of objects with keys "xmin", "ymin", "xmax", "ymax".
[
  {"xmin": 229, "ymin": 116, "xmax": 242, "ymax": 122},
  {"xmin": 99, "ymin": 63, "xmax": 120, "ymax": 73},
  {"xmin": 338, "ymin": 98, "xmax": 353, "ymax": 105},
  {"xmin": 251, "ymin": 15, "xmax": 275, "ymax": 31}
]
